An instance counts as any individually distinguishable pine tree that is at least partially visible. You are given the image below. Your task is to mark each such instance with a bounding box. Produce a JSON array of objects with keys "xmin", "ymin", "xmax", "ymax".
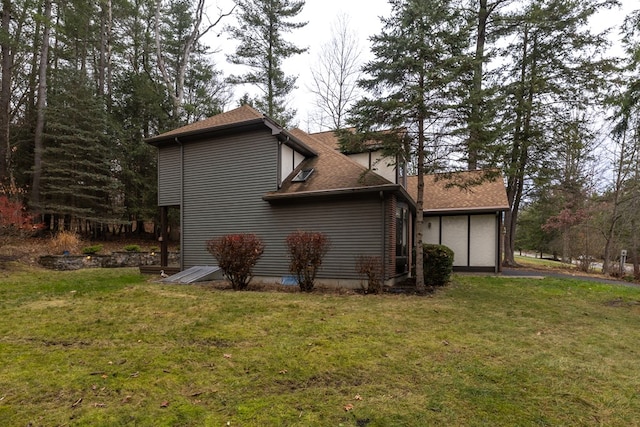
[
  {"xmin": 227, "ymin": 0, "xmax": 307, "ymax": 127},
  {"xmin": 466, "ymin": 0, "xmax": 511, "ymax": 170},
  {"xmin": 347, "ymin": 0, "xmax": 470, "ymax": 291},
  {"xmin": 112, "ymin": 70, "xmax": 168, "ymax": 232},
  {"xmin": 499, "ymin": 0, "xmax": 617, "ymax": 266},
  {"xmin": 40, "ymin": 69, "xmax": 121, "ymax": 231},
  {"xmin": 154, "ymin": 0, "xmax": 234, "ymax": 125}
]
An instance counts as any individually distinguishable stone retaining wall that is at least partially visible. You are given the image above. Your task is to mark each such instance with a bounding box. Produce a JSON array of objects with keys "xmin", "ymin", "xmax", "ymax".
[{"xmin": 38, "ymin": 252, "xmax": 180, "ymax": 271}]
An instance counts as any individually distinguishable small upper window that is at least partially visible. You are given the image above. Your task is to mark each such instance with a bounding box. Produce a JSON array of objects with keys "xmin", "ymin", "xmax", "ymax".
[{"xmin": 292, "ymin": 168, "xmax": 314, "ymax": 182}]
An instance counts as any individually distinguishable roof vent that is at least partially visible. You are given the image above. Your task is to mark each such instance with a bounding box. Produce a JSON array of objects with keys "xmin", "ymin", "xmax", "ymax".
[{"xmin": 292, "ymin": 168, "xmax": 314, "ymax": 182}]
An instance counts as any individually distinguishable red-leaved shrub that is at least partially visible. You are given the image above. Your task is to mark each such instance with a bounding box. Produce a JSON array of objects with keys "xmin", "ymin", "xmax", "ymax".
[
  {"xmin": 206, "ymin": 234, "xmax": 264, "ymax": 290},
  {"xmin": 285, "ymin": 231, "xmax": 330, "ymax": 292},
  {"xmin": 0, "ymin": 194, "xmax": 39, "ymax": 236}
]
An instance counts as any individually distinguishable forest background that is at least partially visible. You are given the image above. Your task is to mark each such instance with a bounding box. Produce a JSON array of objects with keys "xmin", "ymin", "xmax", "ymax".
[{"xmin": 2, "ymin": 0, "xmax": 640, "ymax": 276}]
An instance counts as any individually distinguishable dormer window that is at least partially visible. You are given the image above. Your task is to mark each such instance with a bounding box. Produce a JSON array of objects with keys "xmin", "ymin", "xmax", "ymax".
[{"xmin": 292, "ymin": 168, "xmax": 314, "ymax": 182}]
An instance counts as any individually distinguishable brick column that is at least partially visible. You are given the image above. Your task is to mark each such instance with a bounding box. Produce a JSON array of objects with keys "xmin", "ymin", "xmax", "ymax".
[{"xmin": 384, "ymin": 195, "xmax": 397, "ymax": 279}]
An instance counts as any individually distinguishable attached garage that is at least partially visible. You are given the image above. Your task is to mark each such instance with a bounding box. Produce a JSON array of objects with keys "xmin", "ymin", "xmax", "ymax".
[{"xmin": 408, "ymin": 171, "xmax": 510, "ymax": 273}]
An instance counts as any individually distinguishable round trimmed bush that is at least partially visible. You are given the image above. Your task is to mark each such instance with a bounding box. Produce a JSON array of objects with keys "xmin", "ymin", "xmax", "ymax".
[{"xmin": 423, "ymin": 244, "xmax": 454, "ymax": 286}]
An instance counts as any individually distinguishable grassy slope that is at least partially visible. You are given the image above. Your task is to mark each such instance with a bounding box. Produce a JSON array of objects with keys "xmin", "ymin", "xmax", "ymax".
[{"xmin": 0, "ymin": 266, "xmax": 639, "ymax": 426}]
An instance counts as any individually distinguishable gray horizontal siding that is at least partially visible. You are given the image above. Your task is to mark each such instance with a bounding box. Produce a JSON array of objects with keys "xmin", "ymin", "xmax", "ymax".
[
  {"xmin": 180, "ymin": 129, "xmax": 384, "ymax": 279},
  {"xmin": 258, "ymin": 199, "xmax": 384, "ymax": 279},
  {"xmin": 181, "ymin": 129, "xmax": 279, "ymax": 270},
  {"xmin": 158, "ymin": 145, "xmax": 181, "ymax": 206}
]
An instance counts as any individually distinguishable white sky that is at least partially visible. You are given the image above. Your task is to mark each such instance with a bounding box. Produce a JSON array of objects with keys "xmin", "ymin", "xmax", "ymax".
[
  {"xmin": 205, "ymin": 0, "xmax": 390, "ymax": 130},
  {"xmin": 205, "ymin": 0, "xmax": 637, "ymax": 132}
]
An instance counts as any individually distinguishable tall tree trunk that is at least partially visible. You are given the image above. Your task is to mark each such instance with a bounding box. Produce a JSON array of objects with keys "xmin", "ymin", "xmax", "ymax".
[
  {"xmin": 415, "ymin": 74, "xmax": 426, "ymax": 292},
  {"xmin": 105, "ymin": 0, "xmax": 113, "ymax": 109},
  {"xmin": 503, "ymin": 25, "xmax": 535, "ymax": 267},
  {"xmin": 26, "ymin": 2, "xmax": 43, "ymax": 126},
  {"xmin": 98, "ymin": 0, "xmax": 113, "ymax": 109},
  {"xmin": 602, "ymin": 133, "xmax": 626, "ymax": 274},
  {"xmin": 468, "ymin": 0, "xmax": 487, "ymax": 170},
  {"xmin": 31, "ymin": 0, "xmax": 52, "ymax": 213},
  {"xmin": 154, "ymin": 0, "xmax": 233, "ymax": 122},
  {"xmin": 468, "ymin": 0, "xmax": 509, "ymax": 170},
  {"xmin": 0, "ymin": 0, "xmax": 12, "ymax": 183},
  {"xmin": 98, "ymin": 0, "xmax": 107, "ymax": 96}
]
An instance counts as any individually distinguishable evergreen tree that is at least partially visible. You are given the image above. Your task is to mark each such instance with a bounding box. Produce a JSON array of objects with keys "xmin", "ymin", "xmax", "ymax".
[
  {"xmin": 183, "ymin": 58, "xmax": 233, "ymax": 123},
  {"xmin": 227, "ymin": 0, "xmax": 307, "ymax": 127},
  {"xmin": 498, "ymin": 0, "xmax": 617, "ymax": 266},
  {"xmin": 154, "ymin": 0, "xmax": 233, "ymax": 126},
  {"xmin": 11, "ymin": 0, "xmax": 45, "ymax": 192},
  {"xmin": 604, "ymin": 8, "xmax": 640, "ymax": 275},
  {"xmin": 40, "ymin": 69, "xmax": 121, "ymax": 231},
  {"xmin": 111, "ymin": 70, "xmax": 169, "ymax": 232},
  {"xmin": 465, "ymin": 0, "xmax": 512, "ymax": 170},
  {"xmin": 346, "ymin": 0, "xmax": 470, "ymax": 291}
]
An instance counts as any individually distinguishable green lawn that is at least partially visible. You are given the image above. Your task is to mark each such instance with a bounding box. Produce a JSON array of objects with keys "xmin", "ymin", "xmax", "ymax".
[
  {"xmin": 514, "ymin": 254, "xmax": 577, "ymax": 270},
  {"xmin": 1, "ymin": 265, "xmax": 639, "ymax": 426}
]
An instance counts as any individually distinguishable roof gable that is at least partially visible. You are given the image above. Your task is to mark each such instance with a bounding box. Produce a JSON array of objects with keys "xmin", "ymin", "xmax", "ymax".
[
  {"xmin": 147, "ymin": 105, "xmax": 264, "ymax": 143},
  {"xmin": 310, "ymin": 128, "xmax": 391, "ymax": 153},
  {"xmin": 407, "ymin": 170, "xmax": 510, "ymax": 213},
  {"xmin": 279, "ymin": 129, "xmax": 392, "ymax": 192},
  {"xmin": 146, "ymin": 105, "xmax": 316, "ymax": 156},
  {"xmin": 309, "ymin": 129, "xmax": 343, "ymax": 150},
  {"xmin": 265, "ymin": 128, "xmax": 415, "ymax": 204}
]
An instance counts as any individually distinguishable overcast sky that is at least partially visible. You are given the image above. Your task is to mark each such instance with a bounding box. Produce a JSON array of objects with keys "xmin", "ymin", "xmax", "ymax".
[{"xmin": 206, "ymin": 0, "xmax": 636, "ymax": 131}]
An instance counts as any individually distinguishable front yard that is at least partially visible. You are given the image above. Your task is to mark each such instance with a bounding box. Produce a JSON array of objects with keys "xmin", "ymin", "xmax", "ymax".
[{"xmin": 0, "ymin": 265, "xmax": 639, "ymax": 426}]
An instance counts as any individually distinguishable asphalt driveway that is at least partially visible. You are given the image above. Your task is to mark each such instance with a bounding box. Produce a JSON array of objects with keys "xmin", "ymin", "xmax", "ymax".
[{"xmin": 502, "ymin": 267, "xmax": 640, "ymax": 287}]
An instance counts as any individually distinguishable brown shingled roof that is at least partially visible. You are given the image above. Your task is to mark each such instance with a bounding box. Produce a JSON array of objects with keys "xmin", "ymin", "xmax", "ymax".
[
  {"xmin": 406, "ymin": 170, "xmax": 509, "ymax": 213},
  {"xmin": 309, "ymin": 129, "xmax": 344, "ymax": 150},
  {"xmin": 146, "ymin": 105, "xmax": 265, "ymax": 143},
  {"xmin": 309, "ymin": 128, "xmax": 391, "ymax": 153},
  {"xmin": 265, "ymin": 128, "xmax": 407, "ymax": 200},
  {"xmin": 146, "ymin": 105, "xmax": 317, "ymax": 156}
]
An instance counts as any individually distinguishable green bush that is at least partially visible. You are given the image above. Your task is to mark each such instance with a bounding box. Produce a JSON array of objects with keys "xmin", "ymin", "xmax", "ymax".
[
  {"xmin": 124, "ymin": 244, "xmax": 141, "ymax": 252},
  {"xmin": 422, "ymin": 244, "xmax": 454, "ymax": 286},
  {"xmin": 82, "ymin": 244, "xmax": 103, "ymax": 255}
]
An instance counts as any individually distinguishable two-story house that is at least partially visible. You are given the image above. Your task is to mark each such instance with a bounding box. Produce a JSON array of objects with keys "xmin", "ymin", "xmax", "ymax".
[
  {"xmin": 146, "ymin": 105, "xmax": 416, "ymax": 287},
  {"xmin": 147, "ymin": 105, "xmax": 509, "ymax": 286}
]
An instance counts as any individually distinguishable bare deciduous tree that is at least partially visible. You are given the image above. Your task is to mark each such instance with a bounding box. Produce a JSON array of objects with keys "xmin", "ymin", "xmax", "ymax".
[
  {"xmin": 308, "ymin": 14, "xmax": 361, "ymax": 131},
  {"xmin": 154, "ymin": 0, "xmax": 234, "ymax": 122}
]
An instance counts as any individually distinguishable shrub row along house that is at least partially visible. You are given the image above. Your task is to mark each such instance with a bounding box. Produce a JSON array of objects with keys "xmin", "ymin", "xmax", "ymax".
[{"xmin": 146, "ymin": 105, "xmax": 509, "ymax": 287}]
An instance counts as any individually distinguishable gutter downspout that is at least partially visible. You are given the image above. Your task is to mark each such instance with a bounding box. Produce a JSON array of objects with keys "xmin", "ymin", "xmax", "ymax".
[
  {"xmin": 496, "ymin": 211, "xmax": 502, "ymax": 273},
  {"xmin": 177, "ymin": 136, "xmax": 184, "ymax": 271},
  {"xmin": 380, "ymin": 191, "xmax": 386, "ymax": 281}
]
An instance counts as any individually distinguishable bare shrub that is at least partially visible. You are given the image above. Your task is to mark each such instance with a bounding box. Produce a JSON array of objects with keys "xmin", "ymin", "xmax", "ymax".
[
  {"xmin": 49, "ymin": 231, "xmax": 81, "ymax": 255},
  {"xmin": 355, "ymin": 255, "xmax": 383, "ymax": 294}
]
